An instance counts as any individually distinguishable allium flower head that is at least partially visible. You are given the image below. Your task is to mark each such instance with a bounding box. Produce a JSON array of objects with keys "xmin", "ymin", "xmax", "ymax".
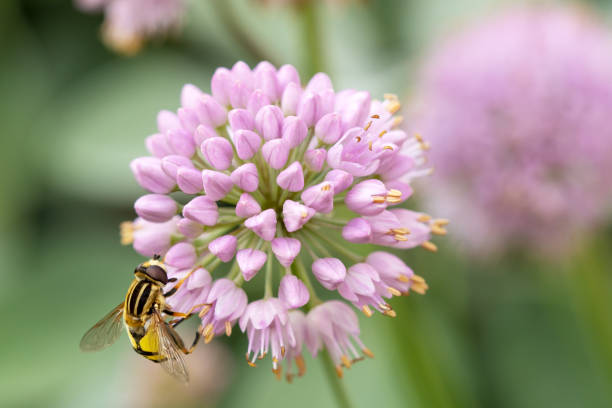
[
  {"xmin": 415, "ymin": 7, "xmax": 612, "ymax": 257},
  {"xmin": 122, "ymin": 61, "xmax": 444, "ymax": 379},
  {"xmin": 75, "ymin": 0, "xmax": 185, "ymax": 55}
]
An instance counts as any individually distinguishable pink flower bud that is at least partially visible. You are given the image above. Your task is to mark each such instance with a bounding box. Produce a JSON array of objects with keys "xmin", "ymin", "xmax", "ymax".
[
  {"xmin": 342, "ymin": 217, "xmax": 371, "ymax": 243},
  {"xmin": 176, "ymin": 167, "xmax": 204, "ymax": 194},
  {"xmin": 201, "ymin": 137, "xmax": 234, "ymax": 170},
  {"xmin": 177, "ymin": 218, "xmax": 203, "ymax": 239},
  {"xmin": 282, "ymin": 116, "xmax": 308, "ymax": 148},
  {"xmin": 276, "ymin": 161, "xmax": 304, "ymax": 192},
  {"xmin": 312, "ymin": 258, "xmax": 346, "ymax": 290},
  {"xmin": 236, "ymin": 193, "xmax": 262, "ymax": 218},
  {"xmin": 165, "ymin": 242, "xmax": 196, "ymax": 269},
  {"xmin": 177, "ymin": 107, "xmax": 199, "ymax": 134},
  {"xmin": 229, "ymin": 80, "xmax": 251, "ymax": 109},
  {"xmin": 281, "ymin": 82, "xmax": 302, "ymax": 116},
  {"xmin": 271, "ymin": 237, "xmax": 301, "ymax": 267},
  {"xmin": 130, "ymin": 157, "xmax": 175, "ymax": 194},
  {"xmin": 315, "ymin": 112, "xmax": 342, "ymax": 144},
  {"xmin": 211, "ymin": 67, "xmax": 232, "ymax": 106},
  {"xmin": 232, "ymin": 61, "xmax": 253, "ymax": 83},
  {"xmin": 277, "ymin": 64, "xmax": 300, "ymax": 93},
  {"xmin": 247, "ymin": 89, "xmax": 271, "ymax": 116},
  {"xmin": 157, "ymin": 110, "xmax": 181, "ymax": 133},
  {"xmin": 146, "ymin": 133, "xmax": 172, "ymax": 158},
  {"xmin": 304, "ymin": 148, "xmax": 327, "ymax": 172},
  {"xmin": 254, "ymin": 62, "xmax": 280, "ymax": 101},
  {"xmin": 232, "ymin": 129, "xmax": 261, "ymax": 160},
  {"xmin": 237, "ymin": 248, "xmax": 267, "ymax": 281},
  {"xmin": 282, "ymin": 200, "xmax": 315, "ymax": 232},
  {"xmin": 201, "ymin": 170, "xmax": 233, "ymax": 200},
  {"xmin": 134, "ymin": 194, "xmax": 177, "ymax": 222},
  {"xmin": 337, "ymin": 90, "xmax": 371, "ymax": 131},
  {"xmin": 262, "ymin": 139, "xmax": 289, "ymax": 169},
  {"xmin": 208, "ymin": 235, "xmax": 238, "ymax": 262},
  {"xmin": 324, "ymin": 169, "xmax": 353, "ymax": 193},
  {"xmin": 182, "ymin": 196, "xmax": 218, "ymax": 226},
  {"xmin": 194, "ymin": 125, "xmax": 218, "ymax": 145},
  {"xmin": 255, "ymin": 105, "xmax": 284, "ymax": 141},
  {"xmin": 180, "ymin": 83, "xmax": 204, "ymax": 110},
  {"xmin": 231, "ymin": 163, "xmax": 259, "ymax": 192},
  {"xmin": 195, "ymin": 94, "xmax": 227, "ymax": 128},
  {"xmin": 244, "ymin": 209, "xmax": 277, "ymax": 241},
  {"xmin": 228, "ymin": 108, "xmax": 254, "ymax": 131},
  {"xmin": 166, "ymin": 129, "xmax": 196, "ymax": 157},
  {"xmin": 278, "ymin": 275, "xmax": 309, "ymax": 308},
  {"xmin": 301, "ymin": 181, "xmax": 334, "ymax": 213},
  {"xmin": 305, "ymin": 72, "xmax": 333, "ymax": 93},
  {"xmin": 161, "ymin": 155, "xmax": 194, "ymax": 179},
  {"xmin": 297, "ymin": 91, "xmax": 320, "ymax": 127},
  {"xmin": 345, "ymin": 179, "xmax": 389, "ymax": 216}
]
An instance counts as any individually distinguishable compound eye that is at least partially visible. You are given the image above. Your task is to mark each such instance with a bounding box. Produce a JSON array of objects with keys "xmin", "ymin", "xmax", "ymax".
[
  {"xmin": 135, "ymin": 264, "xmax": 147, "ymax": 274},
  {"xmin": 145, "ymin": 265, "xmax": 168, "ymax": 284}
]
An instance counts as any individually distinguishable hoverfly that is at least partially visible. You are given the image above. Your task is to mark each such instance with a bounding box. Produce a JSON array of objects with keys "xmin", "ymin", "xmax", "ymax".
[{"xmin": 80, "ymin": 255, "xmax": 207, "ymax": 383}]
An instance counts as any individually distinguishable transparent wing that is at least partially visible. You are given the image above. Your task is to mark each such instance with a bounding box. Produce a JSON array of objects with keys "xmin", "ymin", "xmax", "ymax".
[
  {"xmin": 79, "ymin": 303, "xmax": 124, "ymax": 352},
  {"xmin": 152, "ymin": 310, "xmax": 189, "ymax": 383}
]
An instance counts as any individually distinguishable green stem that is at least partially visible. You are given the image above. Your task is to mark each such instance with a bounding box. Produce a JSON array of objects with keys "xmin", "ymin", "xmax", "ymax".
[
  {"xmin": 299, "ymin": 1, "xmax": 325, "ymax": 77},
  {"xmin": 293, "ymin": 259, "xmax": 321, "ymax": 305},
  {"xmin": 212, "ymin": 0, "xmax": 277, "ymax": 64},
  {"xmin": 264, "ymin": 248, "xmax": 274, "ymax": 298},
  {"xmin": 304, "ymin": 226, "xmax": 363, "ymax": 263},
  {"xmin": 320, "ymin": 350, "xmax": 353, "ymax": 408}
]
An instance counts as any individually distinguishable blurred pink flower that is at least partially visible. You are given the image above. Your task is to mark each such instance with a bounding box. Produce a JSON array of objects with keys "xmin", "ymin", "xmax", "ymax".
[
  {"xmin": 121, "ymin": 61, "xmax": 444, "ymax": 380},
  {"xmin": 74, "ymin": 0, "xmax": 185, "ymax": 55},
  {"xmin": 414, "ymin": 7, "xmax": 612, "ymax": 257}
]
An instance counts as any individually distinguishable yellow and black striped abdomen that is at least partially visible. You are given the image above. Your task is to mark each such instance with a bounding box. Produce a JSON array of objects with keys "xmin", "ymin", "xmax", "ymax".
[{"xmin": 125, "ymin": 279, "xmax": 159, "ymax": 318}]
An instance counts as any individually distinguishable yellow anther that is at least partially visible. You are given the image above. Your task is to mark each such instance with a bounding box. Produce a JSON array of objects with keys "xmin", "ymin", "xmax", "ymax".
[
  {"xmin": 341, "ymin": 355, "xmax": 352, "ymax": 368},
  {"xmin": 273, "ymin": 357, "xmax": 278, "ymax": 364},
  {"xmin": 383, "ymin": 145, "xmax": 394, "ymax": 151},
  {"xmin": 295, "ymin": 355, "xmax": 306, "ymax": 376},
  {"xmin": 362, "ymin": 305, "xmax": 373, "ymax": 317},
  {"xmin": 414, "ymin": 132, "xmax": 424, "ymax": 142},
  {"xmin": 387, "ymin": 189, "xmax": 402, "ymax": 198},
  {"xmin": 247, "ymin": 360, "xmax": 257, "ymax": 367},
  {"xmin": 397, "ymin": 274, "xmax": 411, "ymax": 283},
  {"xmin": 431, "ymin": 225, "xmax": 447, "ymax": 236},
  {"xmin": 272, "ymin": 366, "xmax": 282, "ymax": 381},
  {"xmin": 321, "ymin": 183, "xmax": 331, "ymax": 191},
  {"xmin": 420, "ymin": 141, "xmax": 431, "ymax": 151},
  {"xmin": 258, "ymin": 352, "xmax": 267, "ymax": 360},
  {"xmin": 372, "ymin": 195, "xmax": 386, "ymax": 204},
  {"xmin": 394, "ymin": 234, "xmax": 409, "ymax": 242},
  {"xmin": 225, "ymin": 320, "xmax": 232, "ymax": 337},
  {"xmin": 119, "ymin": 221, "xmax": 134, "ymax": 245},
  {"xmin": 378, "ymin": 129, "xmax": 387, "ymax": 138},
  {"xmin": 198, "ymin": 304, "xmax": 211, "ymax": 318},
  {"xmin": 301, "ymin": 210, "xmax": 308, "ymax": 219},
  {"xmin": 387, "ymin": 101, "xmax": 401, "ymax": 114},
  {"xmin": 421, "ymin": 241, "xmax": 438, "ymax": 252},
  {"xmin": 203, "ymin": 323, "xmax": 214, "ymax": 338},
  {"xmin": 371, "ymin": 114, "xmax": 381, "ymax": 119},
  {"xmin": 355, "ymin": 136, "xmax": 362, "ymax": 142},
  {"xmin": 364, "ymin": 121, "xmax": 373, "ymax": 131},
  {"xmin": 434, "ymin": 218, "xmax": 450, "ymax": 226},
  {"xmin": 383, "ymin": 309, "xmax": 397, "ymax": 318},
  {"xmin": 391, "ymin": 227, "xmax": 410, "ymax": 234},
  {"xmin": 368, "ymin": 141, "xmax": 373, "ymax": 151},
  {"xmin": 388, "ymin": 287, "xmax": 402, "ymax": 297},
  {"xmin": 335, "ymin": 365, "xmax": 344, "ymax": 378},
  {"xmin": 281, "ymin": 346, "xmax": 286, "ymax": 357},
  {"xmin": 392, "ymin": 115, "xmax": 404, "ymax": 127},
  {"xmin": 417, "ymin": 214, "xmax": 432, "ymax": 222},
  {"xmin": 410, "ymin": 275, "xmax": 429, "ymax": 295},
  {"xmin": 362, "ymin": 347, "xmax": 375, "ymax": 358}
]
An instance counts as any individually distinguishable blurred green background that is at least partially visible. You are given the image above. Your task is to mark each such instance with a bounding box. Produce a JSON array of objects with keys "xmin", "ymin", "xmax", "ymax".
[{"xmin": 2, "ymin": 0, "xmax": 612, "ymax": 407}]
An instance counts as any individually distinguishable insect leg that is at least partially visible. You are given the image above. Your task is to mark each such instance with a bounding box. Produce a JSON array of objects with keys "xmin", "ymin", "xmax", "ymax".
[
  {"xmin": 163, "ymin": 267, "xmax": 199, "ymax": 297},
  {"xmin": 165, "ymin": 303, "xmax": 211, "ymax": 326}
]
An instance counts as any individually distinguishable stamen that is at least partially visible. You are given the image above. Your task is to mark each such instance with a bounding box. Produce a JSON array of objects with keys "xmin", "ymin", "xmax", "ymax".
[
  {"xmin": 258, "ymin": 352, "xmax": 267, "ymax": 360},
  {"xmin": 434, "ymin": 218, "xmax": 450, "ymax": 226},
  {"xmin": 246, "ymin": 353, "xmax": 256, "ymax": 367},
  {"xmin": 295, "ymin": 355, "xmax": 306, "ymax": 376},
  {"xmin": 414, "ymin": 133, "xmax": 424, "ymax": 143},
  {"xmin": 392, "ymin": 116, "xmax": 404, "ymax": 127},
  {"xmin": 198, "ymin": 304, "xmax": 211, "ymax": 318},
  {"xmin": 355, "ymin": 136, "xmax": 362, "ymax": 142},
  {"xmin": 372, "ymin": 195, "xmax": 386, "ymax": 204},
  {"xmin": 421, "ymin": 241, "xmax": 438, "ymax": 252},
  {"xmin": 394, "ymin": 234, "xmax": 409, "ymax": 241},
  {"xmin": 431, "ymin": 225, "xmax": 447, "ymax": 235},
  {"xmin": 397, "ymin": 274, "xmax": 411, "ymax": 283},
  {"xmin": 368, "ymin": 141, "xmax": 373, "ymax": 151},
  {"xmin": 301, "ymin": 210, "xmax": 308, "ymax": 219},
  {"xmin": 341, "ymin": 355, "xmax": 352, "ymax": 368},
  {"xmin": 388, "ymin": 287, "xmax": 402, "ymax": 296},
  {"xmin": 364, "ymin": 121, "xmax": 373, "ymax": 131},
  {"xmin": 321, "ymin": 184, "xmax": 331, "ymax": 191},
  {"xmin": 383, "ymin": 145, "xmax": 394, "ymax": 151},
  {"xmin": 119, "ymin": 221, "xmax": 134, "ymax": 245},
  {"xmin": 386, "ymin": 189, "xmax": 402, "ymax": 198},
  {"xmin": 362, "ymin": 305, "xmax": 373, "ymax": 317},
  {"xmin": 379, "ymin": 303, "xmax": 391, "ymax": 311},
  {"xmin": 410, "ymin": 275, "xmax": 429, "ymax": 295},
  {"xmin": 391, "ymin": 228, "xmax": 410, "ymax": 234},
  {"xmin": 272, "ymin": 366, "xmax": 282, "ymax": 381},
  {"xmin": 281, "ymin": 346, "xmax": 286, "ymax": 357},
  {"xmin": 417, "ymin": 214, "xmax": 432, "ymax": 222},
  {"xmin": 383, "ymin": 309, "xmax": 397, "ymax": 318},
  {"xmin": 362, "ymin": 347, "xmax": 375, "ymax": 358},
  {"xmin": 225, "ymin": 320, "xmax": 232, "ymax": 336},
  {"xmin": 335, "ymin": 365, "xmax": 344, "ymax": 378},
  {"xmin": 371, "ymin": 114, "xmax": 380, "ymax": 119},
  {"xmin": 378, "ymin": 130, "xmax": 387, "ymax": 138}
]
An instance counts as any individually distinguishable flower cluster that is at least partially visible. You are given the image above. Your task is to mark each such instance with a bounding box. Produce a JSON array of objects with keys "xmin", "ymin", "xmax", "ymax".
[
  {"xmin": 75, "ymin": 0, "xmax": 184, "ymax": 55},
  {"xmin": 122, "ymin": 61, "xmax": 444, "ymax": 380},
  {"xmin": 415, "ymin": 7, "xmax": 612, "ymax": 257}
]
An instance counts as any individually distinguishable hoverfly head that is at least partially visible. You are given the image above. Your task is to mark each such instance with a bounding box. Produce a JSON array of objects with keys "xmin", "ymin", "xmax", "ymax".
[{"xmin": 143, "ymin": 264, "xmax": 169, "ymax": 285}]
